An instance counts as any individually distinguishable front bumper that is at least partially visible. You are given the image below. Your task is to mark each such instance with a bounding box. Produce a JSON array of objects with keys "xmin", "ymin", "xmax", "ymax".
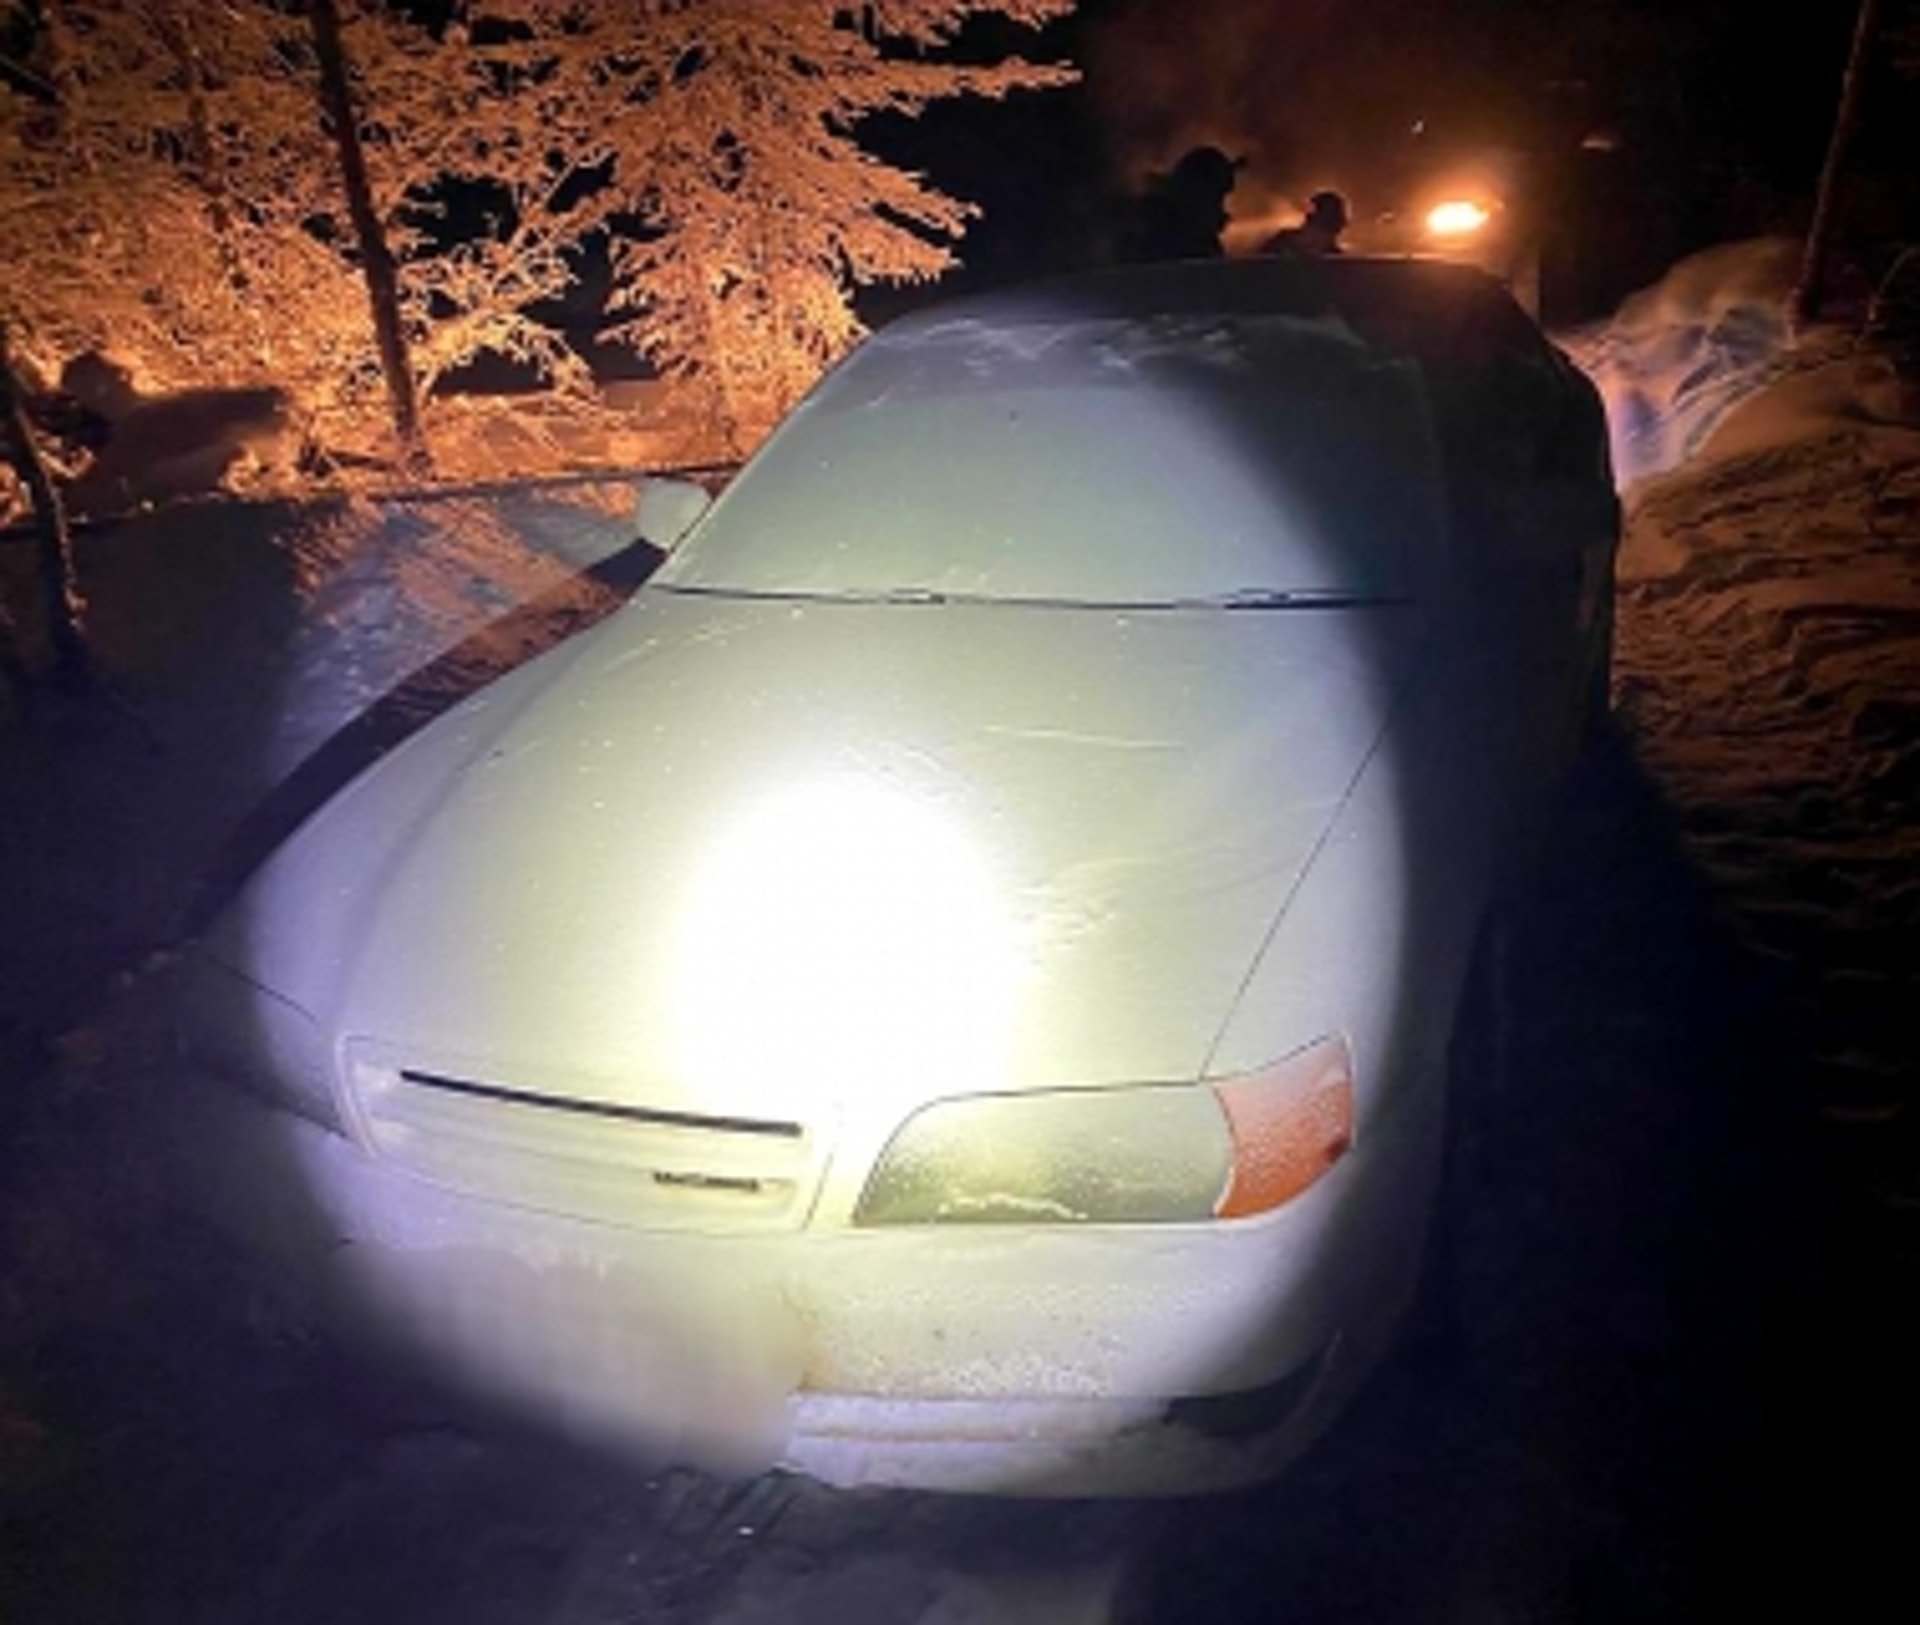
[{"xmin": 164, "ymin": 1069, "xmax": 1435, "ymax": 1496}]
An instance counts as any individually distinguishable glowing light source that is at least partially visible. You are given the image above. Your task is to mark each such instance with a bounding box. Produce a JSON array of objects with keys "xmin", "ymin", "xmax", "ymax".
[
  {"xmin": 667, "ymin": 775, "xmax": 1027, "ymax": 1107},
  {"xmin": 1424, "ymin": 199, "xmax": 1492, "ymax": 239}
]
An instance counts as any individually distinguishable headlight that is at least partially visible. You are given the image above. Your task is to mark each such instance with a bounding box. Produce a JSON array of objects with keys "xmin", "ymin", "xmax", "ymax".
[
  {"xmin": 854, "ymin": 1036, "xmax": 1353, "ymax": 1226},
  {"xmin": 176, "ymin": 948, "xmax": 344, "ymax": 1133}
]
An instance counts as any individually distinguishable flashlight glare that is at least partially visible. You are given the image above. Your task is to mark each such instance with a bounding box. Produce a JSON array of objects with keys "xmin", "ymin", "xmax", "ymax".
[{"xmin": 667, "ymin": 776, "xmax": 1025, "ymax": 1105}]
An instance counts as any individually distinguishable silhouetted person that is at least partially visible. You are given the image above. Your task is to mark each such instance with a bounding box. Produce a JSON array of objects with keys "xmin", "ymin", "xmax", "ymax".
[
  {"xmin": 1263, "ymin": 190, "xmax": 1349, "ymax": 257},
  {"xmin": 1119, "ymin": 145, "xmax": 1242, "ymax": 263}
]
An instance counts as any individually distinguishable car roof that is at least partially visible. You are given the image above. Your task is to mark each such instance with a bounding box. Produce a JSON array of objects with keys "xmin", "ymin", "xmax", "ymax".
[{"xmin": 872, "ymin": 256, "xmax": 1553, "ymax": 380}]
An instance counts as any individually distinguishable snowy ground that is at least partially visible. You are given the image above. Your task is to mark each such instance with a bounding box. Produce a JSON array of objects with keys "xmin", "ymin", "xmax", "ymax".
[
  {"xmin": 2, "ymin": 241, "xmax": 1917, "ymax": 1621},
  {"xmin": 1569, "ymin": 238, "xmax": 1920, "ymax": 1166}
]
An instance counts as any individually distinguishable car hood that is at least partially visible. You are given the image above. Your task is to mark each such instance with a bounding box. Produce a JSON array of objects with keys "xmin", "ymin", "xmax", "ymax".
[{"xmin": 204, "ymin": 589, "xmax": 1413, "ymax": 1125}]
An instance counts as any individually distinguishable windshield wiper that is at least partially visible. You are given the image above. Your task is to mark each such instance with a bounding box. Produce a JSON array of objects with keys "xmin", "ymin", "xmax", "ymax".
[
  {"xmin": 656, "ymin": 583, "xmax": 964, "ymax": 606},
  {"xmin": 1167, "ymin": 588, "xmax": 1410, "ymax": 610},
  {"xmin": 656, "ymin": 583, "xmax": 1408, "ymax": 610}
]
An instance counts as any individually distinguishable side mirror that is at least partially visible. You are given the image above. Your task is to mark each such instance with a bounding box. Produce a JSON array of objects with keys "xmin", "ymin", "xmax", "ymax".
[{"xmin": 635, "ymin": 476, "xmax": 713, "ymax": 554}]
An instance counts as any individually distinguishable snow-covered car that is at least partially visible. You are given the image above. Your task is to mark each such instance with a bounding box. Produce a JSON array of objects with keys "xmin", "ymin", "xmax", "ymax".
[{"xmin": 176, "ymin": 256, "xmax": 1617, "ymax": 1497}]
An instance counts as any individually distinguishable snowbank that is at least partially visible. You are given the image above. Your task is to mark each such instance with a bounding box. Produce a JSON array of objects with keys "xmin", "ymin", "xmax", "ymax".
[
  {"xmin": 1560, "ymin": 236, "xmax": 1914, "ymax": 491},
  {"xmin": 1585, "ymin": 247, "xmax": 1920, "ymax": 1138}
]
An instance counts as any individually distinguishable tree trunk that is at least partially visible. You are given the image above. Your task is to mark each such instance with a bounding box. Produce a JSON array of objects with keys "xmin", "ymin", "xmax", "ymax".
[
  {"xmin": 697, "ymin": 278, "xmax": 746, "ymax": 462},
  {"xmin": 154, "ymin": 6, "xmax": 259, "ymax": 330},
  {"xmin": 0, "ymin": 327, "xmax": 91, "ymax": 691},
  {"xmin": 306, "ymin": 0, "xmax": 430, "ymax": 476},
  {"xmin": 1795, "ymin": 0, "xmax": 1885, "ymax": 323}
]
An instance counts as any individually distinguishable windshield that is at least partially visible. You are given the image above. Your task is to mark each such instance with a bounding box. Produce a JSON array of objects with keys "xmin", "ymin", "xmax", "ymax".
[{"xmin": 654, "ymin": 310, "xmax": 1450, "ymax": 607}]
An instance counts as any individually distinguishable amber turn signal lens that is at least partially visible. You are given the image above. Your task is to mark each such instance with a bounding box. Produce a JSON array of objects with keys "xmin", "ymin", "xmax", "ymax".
[{"xmin": 1211, "ymin": 1036, "xmax": 1354, "ymax": 1219}]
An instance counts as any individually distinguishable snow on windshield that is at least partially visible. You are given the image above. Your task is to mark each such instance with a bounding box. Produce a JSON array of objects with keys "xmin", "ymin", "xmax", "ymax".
[{"xmin": 655, "ymin": 312, "xmax": 1448, "ymax": 604}]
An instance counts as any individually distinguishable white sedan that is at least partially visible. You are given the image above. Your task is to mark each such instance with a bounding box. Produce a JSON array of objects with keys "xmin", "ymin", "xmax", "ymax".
[{"xmin": 176, "ymin": 256, "xmax": 1617, "ymax": 1496}]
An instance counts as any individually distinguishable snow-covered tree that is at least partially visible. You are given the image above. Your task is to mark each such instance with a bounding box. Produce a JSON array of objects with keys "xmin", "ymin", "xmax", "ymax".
[
  {"xmin": 0, "ymin": 2, "xmax": 401, "ymax": 455},
  {"xmin": 346, "ymin": 0, "xmax": 1079, "ymax": 456},
  {"xmin": 1, "ymin": 0, "xmax": 1078, "ymax": 479},
  {"xmin": 587, "ymin": 1, "xmax": 1076, "ymax": 453},
  {"xmin": 347, "ymin": 3, "xmax": 614, "ymax": 403},
  {"xmin": 0, "ymin": 0, "xmax": 602, "ymax": 469}
]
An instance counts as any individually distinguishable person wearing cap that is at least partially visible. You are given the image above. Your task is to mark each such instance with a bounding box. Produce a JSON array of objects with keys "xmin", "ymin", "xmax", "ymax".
[
  {"xmin": 1263, "ymin": 190, "xmax": 1350, "ymax": 257},
  {"xmin": 1120, "ymin": 145, "xmax": 1244, "ymax": 262}
]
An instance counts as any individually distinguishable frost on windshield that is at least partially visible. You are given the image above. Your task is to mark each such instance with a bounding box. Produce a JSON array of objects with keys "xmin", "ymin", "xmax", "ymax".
[{"xmin": 655, "ymin": 312, "xmax": 1449, "ymax": 605}]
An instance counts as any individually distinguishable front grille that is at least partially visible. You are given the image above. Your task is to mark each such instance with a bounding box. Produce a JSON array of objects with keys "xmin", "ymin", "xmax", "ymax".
[{"xmin": 343, "ymin": 1045, "xmax": 826, "ymax": 1232}]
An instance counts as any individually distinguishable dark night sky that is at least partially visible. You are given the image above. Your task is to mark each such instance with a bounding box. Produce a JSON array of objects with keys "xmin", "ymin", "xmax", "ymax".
[
  {"xmin": 1072, "ymin": 0, "xmax": 1868, "ymax": 183},
  {"xmin": 891, "ymin": 0, "xmax": 1905, "ymax": 317}
]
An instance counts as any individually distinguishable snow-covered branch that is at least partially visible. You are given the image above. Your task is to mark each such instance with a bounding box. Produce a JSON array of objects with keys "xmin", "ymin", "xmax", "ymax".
[{"xmin": 1, "ymin": 0, "xmax": 1079, "ymax": 479}]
